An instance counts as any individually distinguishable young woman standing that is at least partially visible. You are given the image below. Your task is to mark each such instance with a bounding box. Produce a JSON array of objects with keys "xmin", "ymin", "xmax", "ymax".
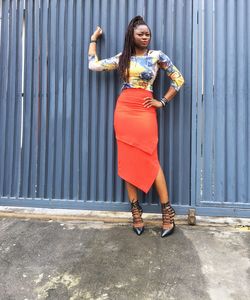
[{"xmin": 88, "ymin": 16, "xmax": 184, "ymax": 237}]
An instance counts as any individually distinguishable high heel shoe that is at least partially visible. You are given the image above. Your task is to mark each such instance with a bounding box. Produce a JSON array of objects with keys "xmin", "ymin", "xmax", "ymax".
[
  {"xmin": 131, "ymin": 200, "xmax": 144, "ymax": 235},
  {"xmin": 161, "ymin": 202, "xmax": 175, "ymax": 238}
]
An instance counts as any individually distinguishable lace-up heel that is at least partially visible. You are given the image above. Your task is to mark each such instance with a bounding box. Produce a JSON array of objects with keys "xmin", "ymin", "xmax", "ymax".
[
  {"xmin": 161, "ymin": 202, "xmax": 175, "ymax": 238},
  {"xmin": 131, "ymin": 200, "xmax": 144, "ymax": 235}
]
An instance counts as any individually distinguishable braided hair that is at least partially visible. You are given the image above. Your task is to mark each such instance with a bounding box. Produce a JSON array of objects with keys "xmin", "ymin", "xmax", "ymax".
[{"xmin": 118, "ymin": 16, "xmax": 151, "ymax": 82}]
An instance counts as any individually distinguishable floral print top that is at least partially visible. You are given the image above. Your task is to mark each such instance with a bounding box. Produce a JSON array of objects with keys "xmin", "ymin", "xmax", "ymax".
[{"xmin": 88, "ymin": 50, "xmax": 184, "ymax": 92}]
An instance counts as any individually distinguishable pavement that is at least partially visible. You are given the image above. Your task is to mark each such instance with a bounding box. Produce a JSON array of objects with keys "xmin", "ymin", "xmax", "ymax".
[{"xmin": 0, "ymin": 207, "xmax": 250, "ymax": 300}]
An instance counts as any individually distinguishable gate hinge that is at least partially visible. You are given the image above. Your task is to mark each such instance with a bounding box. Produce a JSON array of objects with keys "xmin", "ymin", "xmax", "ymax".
[{"xmin": 187, "ymin": 208, "xmax": 196, "ymax": 225}]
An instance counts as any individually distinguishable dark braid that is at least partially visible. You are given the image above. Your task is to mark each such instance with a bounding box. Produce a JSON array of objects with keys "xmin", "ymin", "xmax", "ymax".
[{"xmin": 118, "ymin": 16, "xmax": 151, "ymax": 82}]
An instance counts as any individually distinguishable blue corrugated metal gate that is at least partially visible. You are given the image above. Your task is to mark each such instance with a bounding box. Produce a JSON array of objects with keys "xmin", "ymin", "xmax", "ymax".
[
  {"xmin": 191, "ymin": 0, "xmax": 250, "ymax": 217},
  {"xmin": 0, "ymin": 0, "xmax": 249, "ymax": 217}
]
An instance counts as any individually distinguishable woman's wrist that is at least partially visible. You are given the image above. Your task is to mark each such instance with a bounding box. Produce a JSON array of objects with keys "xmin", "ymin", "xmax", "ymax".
[
  {"xmin": 90, "ymin": 35, "xmax": 98, "ymax": 42},
  {"xmin": 160, "ymin": 97, "xmax": 170, "ymax": 108},
  {"xmin": 159, "ymin": 99, "xmax": 165, "ymax": 108}
]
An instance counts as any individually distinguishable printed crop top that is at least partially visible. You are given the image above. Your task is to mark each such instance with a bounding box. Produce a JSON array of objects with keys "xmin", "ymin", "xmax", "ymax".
[{"xmin": 88, "ymin": 50, "xmax": 184, "ymax": 92}]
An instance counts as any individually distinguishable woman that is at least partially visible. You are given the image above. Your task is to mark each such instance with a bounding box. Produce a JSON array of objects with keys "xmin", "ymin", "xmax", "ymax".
[{"xmin": 88, "ymin": 16, "xmax": 184, "ymax": 237}]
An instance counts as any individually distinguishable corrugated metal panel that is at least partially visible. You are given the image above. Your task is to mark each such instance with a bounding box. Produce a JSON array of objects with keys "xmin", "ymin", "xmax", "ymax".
[
  {"xmin": 193, "ymin": 0, "xmax": 250, "ymax": 211},
  {"xmin": 0, "ymin": 0, "xmax": 192, "ymax": 212}
]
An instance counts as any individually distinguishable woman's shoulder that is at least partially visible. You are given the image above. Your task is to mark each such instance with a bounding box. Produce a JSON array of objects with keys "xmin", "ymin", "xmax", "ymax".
[{"xmin": 148, "ymin": 50, "xmax": 167, "ymax": 58}]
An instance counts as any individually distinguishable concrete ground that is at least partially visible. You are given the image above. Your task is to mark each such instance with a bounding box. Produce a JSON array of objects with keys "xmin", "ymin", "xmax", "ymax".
[{"xmin": 0, "ymin": 208, "xmax": 249, "ymax": 300}]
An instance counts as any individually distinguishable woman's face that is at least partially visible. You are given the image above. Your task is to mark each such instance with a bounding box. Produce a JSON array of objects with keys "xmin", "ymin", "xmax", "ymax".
[{"xmin": 133, "ymin": 25, "xmax": 151, "ymax": 49}]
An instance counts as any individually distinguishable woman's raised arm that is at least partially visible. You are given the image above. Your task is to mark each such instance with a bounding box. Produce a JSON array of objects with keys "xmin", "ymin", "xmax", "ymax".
[
  {"xmin": 88, "ymin": 26, "xmax": 103, "ymax": 57},
  {"xmin": 88, "ymin": 26, "xmax": 120, "ymax": 72}
]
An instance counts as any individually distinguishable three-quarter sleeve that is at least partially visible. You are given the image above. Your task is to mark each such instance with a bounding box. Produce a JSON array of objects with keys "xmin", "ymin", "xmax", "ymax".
[
  {"xmin": 88, "ymin": 53, "xmax": 121, "ymax": 71},
  {"xmin": 157, "ymin": 51, "xmax": 184, "ymax": 91}
]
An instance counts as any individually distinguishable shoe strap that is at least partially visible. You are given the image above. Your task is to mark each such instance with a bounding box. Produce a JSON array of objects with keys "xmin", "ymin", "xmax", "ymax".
[
  {"xmin": 161, "ymin": 203, "xmax": 175, "ymax": 225},
  {"xmin": 131, "ymin": 201, "xmax": 143, "ymax": 225}
]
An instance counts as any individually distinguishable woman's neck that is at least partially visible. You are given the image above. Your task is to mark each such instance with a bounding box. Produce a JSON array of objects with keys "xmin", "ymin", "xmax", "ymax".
[{"xmin": 134, "ymin": 47, "xmax": 148, "ymax": 56}]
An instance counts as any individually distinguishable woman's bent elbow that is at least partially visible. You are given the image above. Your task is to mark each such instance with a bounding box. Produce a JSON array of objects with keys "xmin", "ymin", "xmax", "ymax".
[
  {"xmin": 178, "ymin": 76, "xmax": 185, "ymax": 90},
  {"xmin": 88, "ymin": 62, "xmax": 95, "ymax": 71},
  {"xmin": 88, "ymin": 62, "xmax": 103, "ymax": 71}
]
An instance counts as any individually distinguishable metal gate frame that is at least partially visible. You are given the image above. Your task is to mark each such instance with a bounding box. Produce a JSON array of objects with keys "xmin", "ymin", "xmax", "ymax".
[
  {"xmin": 0, "ymin": 0, "xmax": 250, "ymax": 217},
  {"xmin": 190, "ymin": 0, "xmax": 250, "ymax": 217}
]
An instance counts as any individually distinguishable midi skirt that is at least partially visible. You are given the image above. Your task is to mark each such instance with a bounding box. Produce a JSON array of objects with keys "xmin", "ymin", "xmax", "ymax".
[{"xmin": 114, "ymin": 88, "xmax": 160, "ymax": 193}]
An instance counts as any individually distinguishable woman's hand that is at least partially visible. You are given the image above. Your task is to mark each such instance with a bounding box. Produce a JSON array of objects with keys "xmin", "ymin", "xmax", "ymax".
[
  {"xmin": 91, "ymin": 26, "xmax": 103, "ymax": 41},
  {"xmin": 143, "ymin": 97, "xmax": 163, "ymax": 109}
]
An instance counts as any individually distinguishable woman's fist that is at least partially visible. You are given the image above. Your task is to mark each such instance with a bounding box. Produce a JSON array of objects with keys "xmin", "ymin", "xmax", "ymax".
[{"xmin": 91, "ymin": 26, "xmax": 103, "ymax": 41}]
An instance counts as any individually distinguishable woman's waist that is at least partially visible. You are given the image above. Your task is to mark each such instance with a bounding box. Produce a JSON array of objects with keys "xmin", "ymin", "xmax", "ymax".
[
  {"xmin": 118, "ymin": 88, "xmax": 153, "ymax": 103},
  {"xmin": 116, "ymin": 99, "xmax": 156, "ymax": 114}
]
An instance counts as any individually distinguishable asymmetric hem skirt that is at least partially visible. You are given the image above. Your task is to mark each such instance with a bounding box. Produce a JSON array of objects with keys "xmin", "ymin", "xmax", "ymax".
[{"xmin": 114, "ymin": 88, "xmax": 160, "ymax": 193}]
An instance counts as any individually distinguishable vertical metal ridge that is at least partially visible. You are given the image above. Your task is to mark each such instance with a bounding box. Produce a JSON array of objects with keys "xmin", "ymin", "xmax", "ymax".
[
  {"xmin": 63, "ymin": 0, "xmax": 73, "ymax": 199},
  {"xmin": 63, "ymin": 0, "xmax": 69, "ymax": 200},
  {"xmin": 21, "ymin": 0, "xmax": 33, "ymax": 197},
  {"xmin": 183, "ymin": 0, "xmax": 192, "ymax": 206},
  {"xmin": 12, "ymin": 0, "xmax": 24, "ymax": 197},
  {"xmin": 4, "ymin": 0, "xmax": 17, "ymax": 196},
  {"xmin": 247, "ymin": 0, "xmax": 250, "ymax": 203},
  {"xmin": 38, "ymin": 0, "xmax": 48, "ymax": 198},
  {"xmin": 176, "ymin": 0, "xmax": 184, "ymax": 205},
  {"xmin": 190, "ymin": 0, "xmax": 199, "ymax": 208},
  {"xmin": 29, "ymin": 0, "xmax": 39, "ymax": 197},
  {"xmin": 225, "ymin": 0, "xmax": 236, "ymax": 203},
  {"xmin": 46, "ymin": 0, "xmax": 56, "ymax": 199},
  {"xmin": 71, "ymin": 0, "xmax": 82, "ymax": 200},
  {"xmin": 163, "ymin": 0, "xmax": 173, "ymax": 201},
  {"xmin": 195, "ymin": 0, "xmax": 205, "ymax": 204},
  {"xmin": 203, "ymin": 0, "xmax": 214, "ymax": 202},
  {"xmin": 106, "ymin": 0, "xmax": 115, "ymax": 203},
  {"xmin": 97, "ymin": 0, "xmax": 108, "ymax": 201},
  {"xmin": 54, "ymin": 0, "xmax": 65, "ymax": 199},
  {"xmin": 214, "ymin": 0, "xmax": 226, "ymax": 202},
  {"xmin": 80, "ymin": 0, "xmax": 91, "ymax": 201},
  {"xmin": 88, "ymin": 0, "xmax": 99, "ymax": 201},
  {"xmin": 236, "ymin": 0, "xmax": 247, "ymax": 203},
  {"xmin": 0, "ymin": 0, "xmax": 10, "ymax": 196}
]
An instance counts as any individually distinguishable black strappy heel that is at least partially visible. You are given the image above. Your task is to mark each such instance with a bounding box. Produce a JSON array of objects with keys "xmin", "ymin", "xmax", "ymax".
[
  {"xmin": 161, "ymin": 202, "xmax": 175, "ymax": 238},
  {"xmin": 131, "ymin": 200, "xmax": 144, "ymax": 236}
]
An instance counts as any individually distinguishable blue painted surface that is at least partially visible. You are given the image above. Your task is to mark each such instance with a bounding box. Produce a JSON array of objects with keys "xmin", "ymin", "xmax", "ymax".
[
  {"xmin": 193, "ymin": 0, "xmax": 250, "ymax": 216},
  {"xmin": 0, "ymin": 0, "xmax": 249, "ymax": 218}
]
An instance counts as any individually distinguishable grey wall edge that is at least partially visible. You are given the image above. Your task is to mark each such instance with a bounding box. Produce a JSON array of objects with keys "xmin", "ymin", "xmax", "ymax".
[{"xmin": 0, "ymin": 198, "xmax": 250, "ymax": 218}]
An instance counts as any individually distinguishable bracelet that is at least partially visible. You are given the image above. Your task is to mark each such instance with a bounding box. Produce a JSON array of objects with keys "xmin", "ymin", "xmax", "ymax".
[
  {"xmin": 161, "ymin": 97, "xmax": 170, "ymax": 108},
  {"xmin": 160, "ymin": 99, "xmax": 166, "ymax": 107},
  {"xmin": 90, "ymin": 40, "xmax": 97, "ymax": 43}
]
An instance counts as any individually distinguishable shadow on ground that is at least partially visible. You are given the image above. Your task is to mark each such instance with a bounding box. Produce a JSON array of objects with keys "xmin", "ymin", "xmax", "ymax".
[{"xmin": 0, "ymin": 218, "xmax": 210, "ymax": 300}]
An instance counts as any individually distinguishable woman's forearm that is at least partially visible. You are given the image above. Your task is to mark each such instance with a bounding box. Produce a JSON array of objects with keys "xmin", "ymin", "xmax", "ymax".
[
  {"xmin": 163, "ymin": 87, "xmax": 178, "ymax": 102},
  {"xmin": 88, "ymin": 41, "xmax": 97, "ymax": 57},
  {"xmin": 88, "ymin": 26, "xmax": 102, "ymax": 57}
]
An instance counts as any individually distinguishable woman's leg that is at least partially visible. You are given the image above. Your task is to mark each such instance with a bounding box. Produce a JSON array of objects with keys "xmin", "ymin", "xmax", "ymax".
[
  {"xmin": 125, "ymin": 181, "xmax": 138, "ymax": 203},
  {"xmin": 125, "ymin": 181, "xmax": 144, "ymax": 235},
  {"xmin": 153, "ymin": 166, "xmax": 169, "ymax": 204},
  {"xmin": 154, "ymin": 166, "xmax": 175, "ymax": 236}
]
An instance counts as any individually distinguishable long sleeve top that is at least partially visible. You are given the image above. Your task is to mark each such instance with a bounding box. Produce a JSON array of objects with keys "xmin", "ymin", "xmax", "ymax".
[{"xmin": 88, "ymin": 50, "xmax": 184, "ymax": 92}]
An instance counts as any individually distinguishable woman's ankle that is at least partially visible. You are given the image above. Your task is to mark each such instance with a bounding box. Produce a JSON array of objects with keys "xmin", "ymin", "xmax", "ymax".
[
  {"xmin": 160, "ymin": 200, "xmax": 170, "ymax": 205},
  {"xmin": 130, "ymin": 199, "xmax": 138, "ymax": 203}
]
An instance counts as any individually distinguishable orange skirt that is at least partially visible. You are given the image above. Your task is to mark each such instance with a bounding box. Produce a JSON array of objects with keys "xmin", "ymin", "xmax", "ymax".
[{"xmin": 114, "ymin": 88, "xmax": 160, "ymax": 193}]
